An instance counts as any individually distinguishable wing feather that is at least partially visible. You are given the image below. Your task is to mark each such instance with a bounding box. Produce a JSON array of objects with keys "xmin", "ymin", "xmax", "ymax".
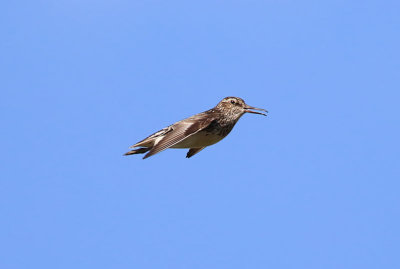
[
  {"xmin": 143, "ymin": 116, "xmax": 214, "ymax": 159},
  {"xmin": 129, "ymin": 126, "xmax": 173, "ymax": 148}
]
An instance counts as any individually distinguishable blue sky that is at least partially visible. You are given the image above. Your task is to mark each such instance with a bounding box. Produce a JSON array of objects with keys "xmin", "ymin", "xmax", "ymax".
[{"xmin": 1, "ymin": 0, "xmax": 399, "ymax": 268}]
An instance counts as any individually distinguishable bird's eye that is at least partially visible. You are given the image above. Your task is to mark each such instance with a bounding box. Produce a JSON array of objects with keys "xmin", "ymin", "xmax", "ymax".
[{"xmin": 230, "ymin": 100, "xmax": 236, "ymax": 104}]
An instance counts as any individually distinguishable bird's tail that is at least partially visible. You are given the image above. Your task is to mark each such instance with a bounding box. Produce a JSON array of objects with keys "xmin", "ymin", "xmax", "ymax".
[{"xmin": 123, "ymin": 147, "xmax": 151, "ymax": 156}]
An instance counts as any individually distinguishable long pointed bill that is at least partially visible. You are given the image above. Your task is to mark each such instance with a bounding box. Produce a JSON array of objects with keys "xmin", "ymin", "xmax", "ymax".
[{"xmin": 244, "ymin": 105, "xmax": 268, "ymax": 116}]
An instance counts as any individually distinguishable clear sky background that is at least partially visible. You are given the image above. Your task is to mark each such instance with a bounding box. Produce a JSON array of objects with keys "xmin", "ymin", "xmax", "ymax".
[{"xmin": 1, "ymin": 1, "xmax": 399, "ymax": 268}]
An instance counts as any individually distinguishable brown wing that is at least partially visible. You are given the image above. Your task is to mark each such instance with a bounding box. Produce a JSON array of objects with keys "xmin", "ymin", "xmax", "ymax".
[
  {"xmin": 143, "ymin": 116, "xmax": 215, "ymax": 159},
  {"xmin": 129, "ymin": 125, "xmax": 173, "ymax": 148}
]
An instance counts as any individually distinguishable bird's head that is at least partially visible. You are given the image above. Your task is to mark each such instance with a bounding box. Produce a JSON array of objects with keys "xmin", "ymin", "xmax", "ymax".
[{"xmin": 216, "ymin": 97, "xmax": 268, "ymax": 118}]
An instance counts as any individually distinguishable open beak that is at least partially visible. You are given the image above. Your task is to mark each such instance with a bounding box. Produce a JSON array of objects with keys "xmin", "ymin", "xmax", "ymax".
[{"xmin": 244, "ymin": 105, "xmax": 268, "ymax": 116}]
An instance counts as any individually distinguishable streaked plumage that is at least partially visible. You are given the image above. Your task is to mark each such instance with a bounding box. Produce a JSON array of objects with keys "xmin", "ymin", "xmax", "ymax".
[{"xmin": 124, "ymin": 97, "xmax": 267, "ymax": 159}]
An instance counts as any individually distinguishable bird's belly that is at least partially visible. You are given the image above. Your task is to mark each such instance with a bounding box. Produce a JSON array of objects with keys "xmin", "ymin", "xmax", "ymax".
[{"xmin": 172, "ymin": 132, "xmax": 224, "ymax": 148}]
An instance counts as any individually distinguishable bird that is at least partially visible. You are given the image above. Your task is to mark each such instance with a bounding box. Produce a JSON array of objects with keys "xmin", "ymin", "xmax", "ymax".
[{"xmin": 124, "ymin": 96, "xmax": 268, "ymax": 159}]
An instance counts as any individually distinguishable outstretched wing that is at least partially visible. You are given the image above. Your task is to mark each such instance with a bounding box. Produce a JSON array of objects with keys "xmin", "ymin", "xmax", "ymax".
[{"xmin": 143, "ymin": 116, "xmax": 215, "ymax": 159}]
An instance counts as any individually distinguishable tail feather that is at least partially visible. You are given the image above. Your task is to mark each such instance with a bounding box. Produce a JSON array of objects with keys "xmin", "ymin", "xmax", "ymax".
[{"xmin": 123, "ymin": 147, "xmax": 151, "ymax": 156}]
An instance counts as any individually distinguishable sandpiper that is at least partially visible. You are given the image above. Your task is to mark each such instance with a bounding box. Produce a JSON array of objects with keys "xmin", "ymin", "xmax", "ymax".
[{"xmin": 124, "ymin": 97, "xmax": 267, "ymax": 159}]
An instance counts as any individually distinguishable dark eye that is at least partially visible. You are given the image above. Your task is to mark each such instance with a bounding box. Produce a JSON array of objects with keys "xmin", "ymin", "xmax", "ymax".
[{"xmin": 230, "ymin": 100, "xmax": 236, "ymax": 104}]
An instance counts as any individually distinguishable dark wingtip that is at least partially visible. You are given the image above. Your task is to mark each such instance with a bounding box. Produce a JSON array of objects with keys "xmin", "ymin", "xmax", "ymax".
[
  {"xmin": 142, "ymin": 151, "xmax": 152, "ymax": 159},
  {"xmin": 124, "ymin": 147, "xmax": 151, "ymax": 157}
]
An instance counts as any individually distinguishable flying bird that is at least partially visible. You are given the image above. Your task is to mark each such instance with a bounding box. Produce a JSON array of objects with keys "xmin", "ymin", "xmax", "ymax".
[{"xmin": 124, "ymin": 96, "xmax": 267, "ymax": 159}]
